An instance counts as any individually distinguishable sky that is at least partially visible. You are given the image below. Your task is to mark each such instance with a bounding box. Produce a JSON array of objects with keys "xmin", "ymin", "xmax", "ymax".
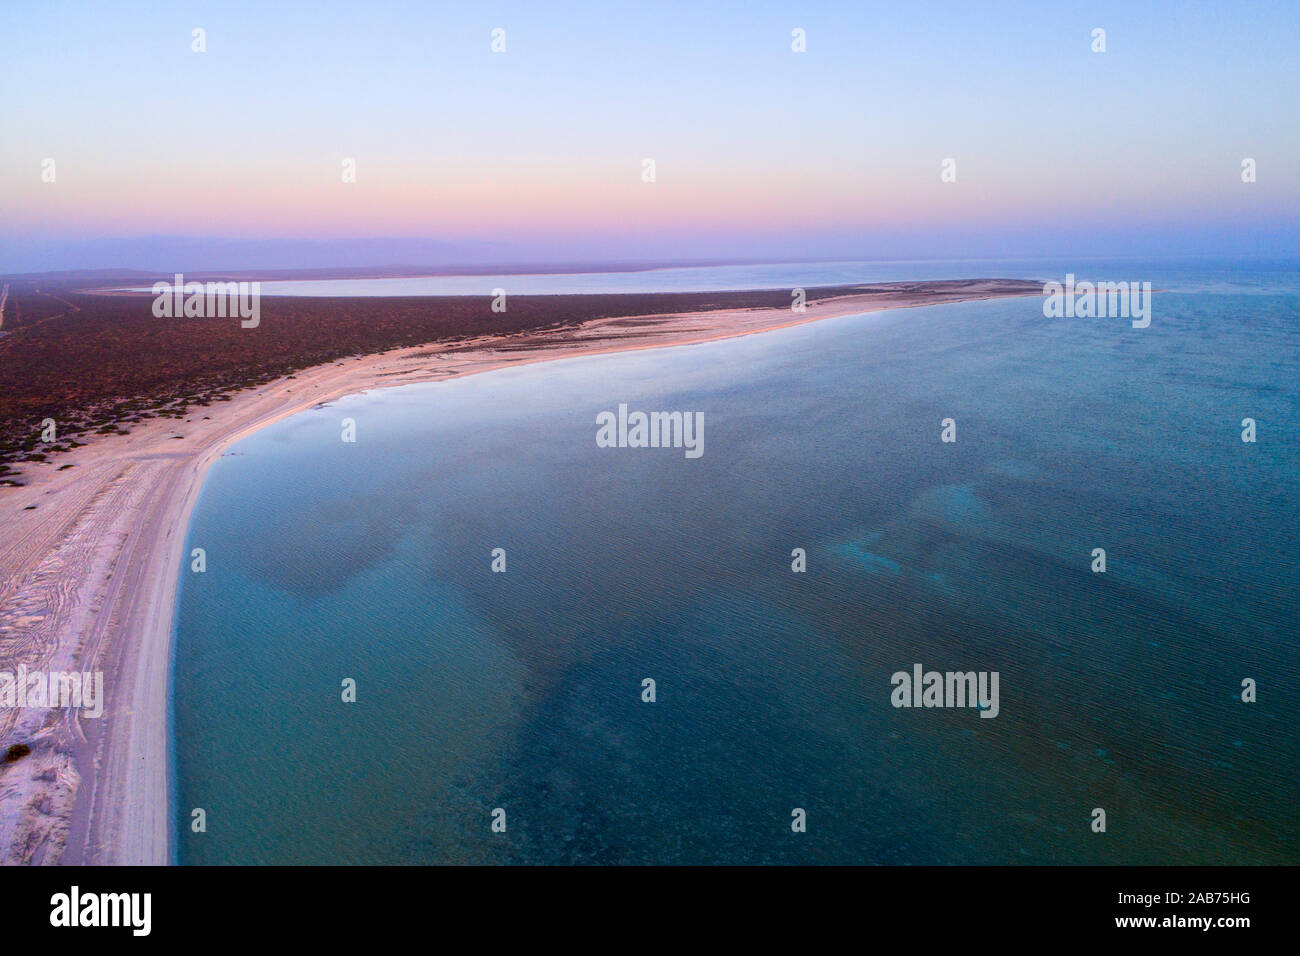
[{"xmin": 2, "ymin": 0, "xmax": 1298, "ymax": 272}]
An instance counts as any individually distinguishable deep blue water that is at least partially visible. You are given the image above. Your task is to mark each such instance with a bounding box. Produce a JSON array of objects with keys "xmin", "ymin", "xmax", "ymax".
[{"xmin": 173, "ymin": 259, "xmax": 1300, "ymax": 864}]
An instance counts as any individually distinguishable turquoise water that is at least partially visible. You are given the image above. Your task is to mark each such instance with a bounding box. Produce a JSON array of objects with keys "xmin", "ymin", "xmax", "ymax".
[{"xmin": 174, "ymin": 265, "xmax": 1300, "ymax": 864}]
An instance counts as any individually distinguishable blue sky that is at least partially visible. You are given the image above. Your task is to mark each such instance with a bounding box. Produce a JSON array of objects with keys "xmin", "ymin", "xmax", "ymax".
[{"xmin": 2, "ymin": 0, "xmax": 1297, "ymax": 271}]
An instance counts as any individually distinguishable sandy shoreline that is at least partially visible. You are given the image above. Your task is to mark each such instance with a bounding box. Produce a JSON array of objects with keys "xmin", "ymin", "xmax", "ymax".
[{"xmin": 0, "ymin": 280, "xmax": 1040, "ymax": 864}]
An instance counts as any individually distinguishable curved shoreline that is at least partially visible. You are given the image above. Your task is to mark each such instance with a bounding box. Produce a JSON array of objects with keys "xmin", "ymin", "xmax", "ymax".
[{"xmin": 0, "ymin": 280, "xmax": 1042, "ymax": 864}]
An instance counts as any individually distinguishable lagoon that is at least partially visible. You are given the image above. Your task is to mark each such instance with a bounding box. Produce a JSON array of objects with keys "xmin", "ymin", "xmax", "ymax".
[{"xmin": 173, "ymin": 263, "xmax": 1300, "ymax": 864}]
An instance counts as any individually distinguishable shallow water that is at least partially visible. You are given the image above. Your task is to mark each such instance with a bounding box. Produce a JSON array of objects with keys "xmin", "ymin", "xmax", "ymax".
[{"xmin": 174, "ymin": 263, "xmax": 1300, "ymax": 864}]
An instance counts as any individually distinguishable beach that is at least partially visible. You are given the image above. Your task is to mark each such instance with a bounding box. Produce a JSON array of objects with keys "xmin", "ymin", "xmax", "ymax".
[{"xmin": 0, "ymin": 280, "xmax": 1041, "ymax": 865}]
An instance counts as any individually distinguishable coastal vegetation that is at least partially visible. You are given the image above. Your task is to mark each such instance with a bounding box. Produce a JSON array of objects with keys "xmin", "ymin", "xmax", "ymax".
[{"xmin": 0, "ymin": 274, "xmax": 861, "ymax": 480}]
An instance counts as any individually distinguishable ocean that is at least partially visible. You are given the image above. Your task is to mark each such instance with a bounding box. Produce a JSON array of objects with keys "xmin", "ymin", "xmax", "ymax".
[
  {"xmin": 131, "ymin": 256, "xmax": 1299, "ymax": 297},
  {"xmin": 172, "ymin": 258, "xmax": 1300, "ymax": 864}
]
